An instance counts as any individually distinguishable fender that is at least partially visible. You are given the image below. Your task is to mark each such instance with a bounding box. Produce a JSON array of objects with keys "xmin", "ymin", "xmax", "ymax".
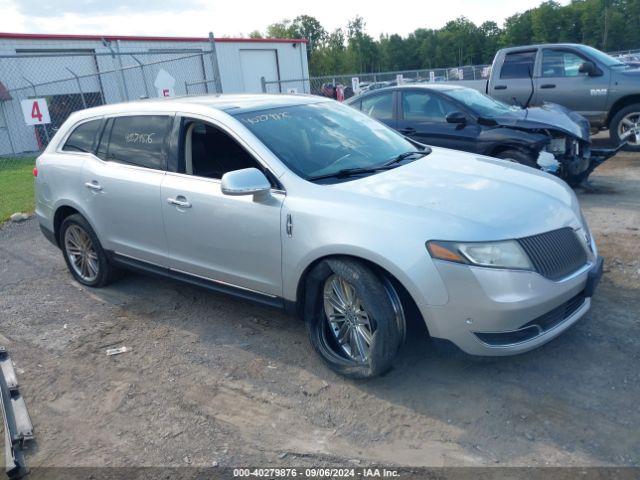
[
  {"xmin": 285, "ymin": 243, "xmax": 450, "ymax": 310},
  {"xmin": 477, "ymin": 127, "xmax": 549, "ymax": 157}
]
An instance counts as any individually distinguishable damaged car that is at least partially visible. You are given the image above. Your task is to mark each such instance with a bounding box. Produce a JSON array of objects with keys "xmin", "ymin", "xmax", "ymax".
[{"xmin": 345, "ymin": 84, "xmax": 622, "ymax": 186}]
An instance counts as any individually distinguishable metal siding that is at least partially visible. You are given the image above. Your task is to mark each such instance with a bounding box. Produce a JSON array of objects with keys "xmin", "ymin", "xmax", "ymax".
[{"xmin": 0, "ymin": 37, "xmax": 308, "ymax": 156}]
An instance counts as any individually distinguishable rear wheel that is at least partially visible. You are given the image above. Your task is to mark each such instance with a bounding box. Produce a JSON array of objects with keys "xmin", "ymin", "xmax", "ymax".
[
  {"xmin": 495, "ymin": 149, "xmax": 538, "ymax": 169},
  {"xmin": 609, "ymin": 104, "xmax": 640, "ymax": 152},
  {"xmin": 304, "ymin": 258, "xmax": 404, "ymax": 379},
  {"xmin": 60, "ymin": 214, "xmax": 119, "ymax": 287}
]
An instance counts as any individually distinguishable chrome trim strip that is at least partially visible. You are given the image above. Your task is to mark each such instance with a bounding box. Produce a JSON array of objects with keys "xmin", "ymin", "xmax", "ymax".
[
  {"xmin": 169, "ymin": 267, "xmax": 278, "ymax": 298},
  {"xmin": 113, "ymin": 251, "xmax": 278, "ymax": 299}
]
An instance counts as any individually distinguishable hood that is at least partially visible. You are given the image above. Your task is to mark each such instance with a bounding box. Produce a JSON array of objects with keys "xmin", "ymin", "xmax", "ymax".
[
  {"xmin": 613, "ymin": 66, "xmax": 640, "ymax": 81},
  {"xmin": 327, "ymin": 147, "xmax": 581, "ymax": 241},
  {"xmin": 486, "ymin": 103, "xmax": 590, "ymax": 141}
]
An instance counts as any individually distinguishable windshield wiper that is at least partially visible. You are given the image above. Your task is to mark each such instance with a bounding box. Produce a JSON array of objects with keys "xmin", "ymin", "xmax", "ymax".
[
  {"xmin": 308, "ymin": 166, "xmax": 392, "ymax": 181},
  {"xmin": 308, "ymin": 149, "xmax": 431, "ymax": 182},
  {"xmin": 382, "ymin": 149, "xmax": 430, "ymax": 167}
]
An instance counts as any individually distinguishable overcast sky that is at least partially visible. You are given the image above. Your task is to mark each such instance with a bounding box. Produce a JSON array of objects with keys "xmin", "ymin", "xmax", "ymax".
[{"xmin": 0, "ymin": 0, "xmax": 570, "ymax": 39}]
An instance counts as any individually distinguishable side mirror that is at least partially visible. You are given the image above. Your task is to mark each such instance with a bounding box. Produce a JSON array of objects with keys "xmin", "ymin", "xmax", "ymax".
[
  {"xmin": 446, "ymin": 111, "xmax": 467, "ymax": 124},
  {"xmin": 578, "ymin": 61, "xmax": 599, "ymax": 76},
  {"xmin": 221, "ymin": 168, "xmax": 271, "ymax": 196}
]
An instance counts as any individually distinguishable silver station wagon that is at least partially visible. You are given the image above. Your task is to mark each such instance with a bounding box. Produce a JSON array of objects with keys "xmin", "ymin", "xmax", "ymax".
[{"xmin": 35, "ymin": 94, "xmax": 603, "ymax": 378}]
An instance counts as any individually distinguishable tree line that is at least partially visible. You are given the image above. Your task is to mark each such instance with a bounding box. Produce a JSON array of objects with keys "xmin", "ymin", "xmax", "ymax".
[{"xmin": 247, "ymin": 0, "xmax": 640, "ymax": 76}]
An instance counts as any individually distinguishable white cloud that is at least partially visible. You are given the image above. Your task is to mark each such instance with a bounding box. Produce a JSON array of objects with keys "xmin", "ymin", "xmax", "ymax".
[{"xmin": 0, "ymin": 0, "xmax": 570, "ymax": 39}]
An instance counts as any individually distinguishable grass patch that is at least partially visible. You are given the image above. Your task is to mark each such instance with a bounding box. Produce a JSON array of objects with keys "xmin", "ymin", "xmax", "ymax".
[{"xmin": 0, "ymin": 157, "xmax": 36, "ymax": 222}]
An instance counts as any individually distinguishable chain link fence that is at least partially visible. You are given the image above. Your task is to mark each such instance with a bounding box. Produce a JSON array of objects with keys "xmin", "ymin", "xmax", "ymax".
[
  {"xmin": 0, "ymin": 48, "xmax": 220, "ymax": 161},
  {"xmin": 265, "ymin": 47, "xmax": 640, "ymax": 101},
  {"xmin": 0, "ymin": 48, "xmax": 221, "ymax": 219},
  {"xmin": 262, "ymin": 64, "xmax": 491, "ymax": 100}
]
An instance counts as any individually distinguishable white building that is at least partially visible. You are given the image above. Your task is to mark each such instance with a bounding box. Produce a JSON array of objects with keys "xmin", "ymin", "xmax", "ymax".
[{"xmin": 0, "ymin": 32, "xmax": 309, "ymax": 156}]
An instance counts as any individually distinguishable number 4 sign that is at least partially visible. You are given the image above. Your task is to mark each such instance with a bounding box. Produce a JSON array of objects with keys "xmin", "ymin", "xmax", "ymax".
[{"xmin": 21, "ymin": 98, "xmax": 51, "ymax": 125}]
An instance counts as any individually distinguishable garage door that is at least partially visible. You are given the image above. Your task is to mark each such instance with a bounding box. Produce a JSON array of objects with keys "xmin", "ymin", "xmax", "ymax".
[{"xmin": 239, "ymin": 50, "xmax": 279, "ymax": 93}]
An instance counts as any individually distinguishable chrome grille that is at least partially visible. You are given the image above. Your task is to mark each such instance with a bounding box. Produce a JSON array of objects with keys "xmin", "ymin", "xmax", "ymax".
[{"xmin": 518, "ymin": 228, "xmax": 588, "ymax": 280}]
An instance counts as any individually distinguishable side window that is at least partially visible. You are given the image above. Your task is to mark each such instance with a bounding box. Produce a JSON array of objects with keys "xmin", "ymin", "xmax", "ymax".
[
  {"xmin": 401, "ymin": 91, "xmax": 458, "ymax": 122},
  {"xmin": 62, "ymin": 119, "xmax": 102, "ymax": 153},
  {"xmin": 183, "ymin": 120, "xmax": 265, "ymax": 181},
  {"xmin": 500, "ymin": 51, "xmax": 537, "ymax": 79},
  {"xmin": 542, "ymin": 50, "xmax": 586, "ymax": 77},
  {"xmin": 106, "ymin": 115, "xmax": 172, "ymax": 169},
  {"xmin": 361, "ymin": 92, "xmax": 394, "ymax": 120}
]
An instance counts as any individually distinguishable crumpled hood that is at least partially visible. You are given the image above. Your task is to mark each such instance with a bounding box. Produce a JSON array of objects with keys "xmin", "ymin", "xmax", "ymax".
[
  {"xmin": 328, "ymin": 148, "xmax": 582, "ymax": 240},
  {"xmin": 488, "ymin": 103, "xmax": 591, "ymax": 142}
]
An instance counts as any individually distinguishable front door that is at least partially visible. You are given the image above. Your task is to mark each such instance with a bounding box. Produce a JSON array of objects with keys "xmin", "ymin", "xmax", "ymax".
[
  {"xmin": 160, "ymin": 118, "xmax": 283, "ymax": 297},
  {"xmin": 534, "ymin": 48, "xmax": 611, "ymax": 123},
  {"xmin": 397, "ymin": 90, "xmax": 479, "ymax": 152}
]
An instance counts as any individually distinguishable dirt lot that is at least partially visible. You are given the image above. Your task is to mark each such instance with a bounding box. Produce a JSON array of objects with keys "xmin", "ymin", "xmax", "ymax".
[{"xmin": 1, "ymin": 151, "xmax": 639, "ymax": 471}]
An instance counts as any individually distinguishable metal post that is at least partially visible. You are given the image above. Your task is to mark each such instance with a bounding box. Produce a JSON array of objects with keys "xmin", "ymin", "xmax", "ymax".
[
  {"xmin": 208, "ymin": 32, "xmax": 223, "ymax": 93},
  {"xmin": 65, "ymin": 67, "xmax": 87, "ymax": 108},
  {"xmin": 0, "ymin": 101, "xmax": 16, "ymax": 155},
  {"xmin": 260, "ymin": 76, "xmax": 267, "ymax": 93},
  {"xmin": 185, "ymin": 81, "xmax": 189, "ymax": 95},
  {"xmin": 116, "ymin": 40, "xmax": 130, "ymax": 101},
  {"xmin": 130, "ymin": 55, "xmax": 150, "ymax": 98},
  {"xmin": 22, "ymin": 76, "xmax": 50, "ymax": 144},
  {"xmin": 102, "ymin": 38, "xmax": 126, "ymax": 101}
]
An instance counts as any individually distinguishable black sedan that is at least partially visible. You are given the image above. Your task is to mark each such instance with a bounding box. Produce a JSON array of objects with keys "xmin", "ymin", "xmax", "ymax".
[{"xmin": 345, "ymin": 84, "xmax": 619, "ymax": 186}]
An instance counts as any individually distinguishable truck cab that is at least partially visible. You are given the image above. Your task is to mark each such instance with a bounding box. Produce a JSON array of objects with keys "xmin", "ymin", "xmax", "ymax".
[{"xmin": 487, "ymin": 44, "xmax": 640, "ymax": 150}]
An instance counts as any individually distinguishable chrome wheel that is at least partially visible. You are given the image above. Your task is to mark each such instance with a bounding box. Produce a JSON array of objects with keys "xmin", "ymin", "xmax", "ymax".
[
  {"xmin": 323, "ymin": 274, "xmax": 374, "ymax": 362},
  {"xmin": 64, "ymin": 224, "xmax": 99, "ymax": 282},
  {"xmin": 618, "ymin": 112, "xmax": 640, "ymax": 146}
]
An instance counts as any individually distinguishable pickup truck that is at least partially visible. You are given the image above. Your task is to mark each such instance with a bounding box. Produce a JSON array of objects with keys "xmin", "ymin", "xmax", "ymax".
[{"xmin": 467, "ymin": 43, "xmax": 640, "ymax": 151}]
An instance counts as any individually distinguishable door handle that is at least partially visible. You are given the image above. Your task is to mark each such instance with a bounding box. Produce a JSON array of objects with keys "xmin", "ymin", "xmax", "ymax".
[
  {"xmin": 167, "ymin": 196, "xmax": 192, "ymax": 208},
  {"xmin": 399, "ymin": 127, "xmax": 416, "ymax": 135},
  {"xmin": 540, "ymin": 84, "xmax": 556, "ymax": 89},
  {"xmin": 494, "ymin": 85, "xmax": 507, "ymax": 90},
  {"xmin": 84, "ymin": 181, "xmax": 102, "ymax": 191}
]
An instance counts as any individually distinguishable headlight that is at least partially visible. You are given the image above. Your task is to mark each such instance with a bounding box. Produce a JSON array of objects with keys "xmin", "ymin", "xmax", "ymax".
[
  {"xmin": 427, "ymin": 240, "xmax": 533, "ymax": 270},
  {"xmin": 546, "ymin": 137, "xmax": 567, "ymax": 154}
]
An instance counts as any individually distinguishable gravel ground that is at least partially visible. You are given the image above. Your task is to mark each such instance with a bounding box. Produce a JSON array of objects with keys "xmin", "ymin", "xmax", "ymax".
[{"xmin": 1, "ymin": 151, "xmax": 639, "ymax": 470}]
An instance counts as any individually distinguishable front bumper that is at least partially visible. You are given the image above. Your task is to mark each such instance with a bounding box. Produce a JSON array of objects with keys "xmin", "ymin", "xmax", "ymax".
[{"xmin": 422, "ymin": 257, "xmax": 603, "ymax": 356}]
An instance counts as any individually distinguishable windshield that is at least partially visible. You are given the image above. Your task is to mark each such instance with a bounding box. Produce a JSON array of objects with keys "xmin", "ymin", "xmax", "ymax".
[
  {"xmin": 579, "ymin": 45, "xmax": 626, "ymax": 67},
  {"xmin": 446, "ymin": 88, "xmax": 519, "ymax": 117},
  {"xmin": 234, "ymin": 101, "xmax": 417, "ymax": 180}
]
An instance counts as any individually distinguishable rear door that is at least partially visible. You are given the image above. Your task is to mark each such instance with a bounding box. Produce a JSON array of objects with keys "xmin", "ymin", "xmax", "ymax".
[
  {"xmin": 490, "ymin": 50, "xmax": 537, "ymax": 107},
  {"xmin": 81, "ymin": 114, "xmax": 172, "ymax": 266},
  {"xmin": 396, "ymin": 89, "xmax": 479, "ymax": 152},
  {"xmin": 533, "ymin": 47, "xmax": 610, "ymax": 122}
]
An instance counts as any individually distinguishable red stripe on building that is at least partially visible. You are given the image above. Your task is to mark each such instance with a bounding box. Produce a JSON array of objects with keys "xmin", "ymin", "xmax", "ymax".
[{"xmin": 0, "ymin": 32, "xmax": 307, "ymax": 44}]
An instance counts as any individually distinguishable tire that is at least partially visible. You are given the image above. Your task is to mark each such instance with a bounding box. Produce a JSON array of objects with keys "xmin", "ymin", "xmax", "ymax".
[
  {"xmin": 609, "ymin": 103, "xmax": 640, "ymax": 152},
  {"xmin": 60, "ymin": 214, "xmax": 120, "ymax": 288},
  {"xmin": 304, "ymin": 257, "xmax": 404, "ymax": 379},
  {"xmin": 495, "ymin": 149, "xmax": 538, "ymax": 169}
]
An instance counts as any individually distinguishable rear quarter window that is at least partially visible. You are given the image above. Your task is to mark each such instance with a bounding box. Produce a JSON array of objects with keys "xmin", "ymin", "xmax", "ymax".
[
  {"xmin": 62, "ymin": 119, "xmax": 102, "ymax": 153},
  {"xmin": 105, "ymin": 115, "xmax": 172, "ymax": 169}
]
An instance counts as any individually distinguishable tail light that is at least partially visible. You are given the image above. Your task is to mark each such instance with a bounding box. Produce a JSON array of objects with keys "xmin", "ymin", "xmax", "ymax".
[{"xmin": 33, "ymin": 167, "xmax": 38, "ymax": 177}]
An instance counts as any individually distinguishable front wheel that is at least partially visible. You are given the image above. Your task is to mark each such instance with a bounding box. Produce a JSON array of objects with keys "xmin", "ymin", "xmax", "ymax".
[
  {"xmin": 609, "ymin": 103, "xmax": 640, "ymax": 152},
  {"xmin": 304, "ymin": 258, "xmax": 404, "ymax": 379}
]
